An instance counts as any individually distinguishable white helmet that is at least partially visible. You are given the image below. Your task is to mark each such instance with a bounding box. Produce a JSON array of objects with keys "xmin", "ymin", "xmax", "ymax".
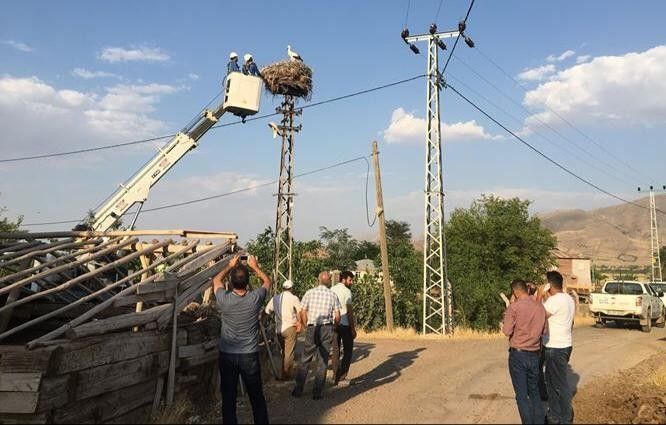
[
  {"xmin": 229, "ymin": 52, "xmax": 238, "ymax": 59},
  {"xmin": 244, "ymin": 53, "xmax": 253, "ymax": 62}
]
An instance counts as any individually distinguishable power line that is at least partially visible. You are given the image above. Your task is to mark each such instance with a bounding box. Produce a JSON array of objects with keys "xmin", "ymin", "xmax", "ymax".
[
  {"xmin": 404, "ymin": 0, "xmax": 412, "ymax": 28},
  {"xmin": 434, "ymin": 0, "xmax": 445, "ymax": 23},
  {"xmin": 450, "ymin": 54, "xmax": 637, "ymax": 185},
  {"xmin": 445, "ymin": 82, "xmax": 652, "ymax": 212},
  {"xmin": 472, "ymin": 46, "xmax": 656, "ymax": 183},
  {"xmin": 23, "ymin": 155, "xmax": 374, "ymax": 226},
  {"xmin": 445, "ymin": 72, "xmax": 634, "ymax": 187},
  {"xmin": 0, "ymin": 75, "xmax": 425, "ymax": 164},
  {"xmin": 442, "ymin": 0, "xmax": 475, "ymax": 73}
]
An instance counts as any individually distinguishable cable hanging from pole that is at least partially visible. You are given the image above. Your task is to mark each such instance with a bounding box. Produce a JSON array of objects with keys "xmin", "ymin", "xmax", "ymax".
[
  {"xmin": 0, "ymin": 75, "xmax": 425, "ymax": 164},
  {"xmin": 445, "ymin": 82, "xmax": 663, "ymax": 215}
]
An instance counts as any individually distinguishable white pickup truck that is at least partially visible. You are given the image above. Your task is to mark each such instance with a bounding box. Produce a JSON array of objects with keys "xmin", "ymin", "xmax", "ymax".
[{"xmin": 590, "ymin": 281, "xmax": 665, "ymax": 332}]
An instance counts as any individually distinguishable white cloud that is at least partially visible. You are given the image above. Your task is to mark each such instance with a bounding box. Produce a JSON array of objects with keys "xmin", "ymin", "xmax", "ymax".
[
  {"xmin": 547, "ymin": 50, "xmax": 576, "ymax": 62},
  {"xmin": 576, "ymin": 55, "xmax": 591, "ymax": 64},
  {"xmin": 523, "ymin": 45, "xmax": 666, "ymax": 127},
  {"xmin": 382, "ymin": 108, "xmax": 496, "ymax": 145},
  {"xmin": 98, "ymin": 46, "xmax": 170, "ymax": 63},
  {"xmin": 2, "ymin": 40, "xmax": 34, "ymax": 52},
  {"xmin": 0, "ymin": 76, "xmax": 181, "ymax": 158},
  {"xmin": 517, "ymin": 64, "xmax": 556, "ymax": 81},
  {"xmin": 72, "ymin": 68, "xmax": 121, "ymax": 80},
  {"xmin": 188, "ymin": 73, "xmax": 200, "ymax": 81}
]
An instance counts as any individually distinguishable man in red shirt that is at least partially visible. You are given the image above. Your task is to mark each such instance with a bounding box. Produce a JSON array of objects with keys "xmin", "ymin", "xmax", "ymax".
[{"xmin": 502, "ymin": 279, "xmax": 547, "ymax": 424}]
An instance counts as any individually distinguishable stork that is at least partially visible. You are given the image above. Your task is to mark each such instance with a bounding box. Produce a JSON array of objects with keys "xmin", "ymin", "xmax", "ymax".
[
  {"xmin": 268, "ymin": 122, "xmax": 282, "ymax": 139},
  {"xmin": 287, "ymin": 45, "xmax": 302, "ymax": 62}
]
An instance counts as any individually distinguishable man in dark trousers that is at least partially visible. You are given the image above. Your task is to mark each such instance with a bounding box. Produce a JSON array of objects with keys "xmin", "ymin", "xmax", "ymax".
[
  {"xmin": 502, "ymin": 279, "xmax": 547, "ymax": 425},
  {"xmin": 292, "ymin": 271, "xmax": 341, "ymax": 400},
  {"xmin": 212, "ymin": 255, "xmax": 271, "ymax": 424},
  {"xmin": 543, "ymin": 270, "xmax": 576, "ymax": 424},
  {"xmin": 331, "ymin": 270, "xmax": 357, "ymax": 386}
]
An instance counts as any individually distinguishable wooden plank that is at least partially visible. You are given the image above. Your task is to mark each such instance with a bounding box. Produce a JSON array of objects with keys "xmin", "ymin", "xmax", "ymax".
[
  {"xmin": 0, "ymin": 237, "xmax": 120, "ymax": 288},
  {"xmin": 0, "ymin": 286, "xmax": 22, "ymax": 334},
  {"xmin": 1, "ymin": 240, "xmax": 175, "ymax": 343},
  {"xmin": 0, "ymin": 238, "xmax": 87, "ymax": 269},
  {"xmin": 151, "ymin": 376, "xmax": 165, "ymax": 416},
  {"xmin": 51, "ymin": 380, "xmax": 155, "ymax": 424},
  {"xmin": 0, "ymin": 372, "xmax": 42, "ymax": 392},
  {"xmin": 0, "ymin": 229, "xmax": 237, "ymax": 240},
  {"xmin": 178, "ymin": 339, "xmax": 219, "ymax": 359},
  {"xmin": 0, "ymin": 413, "xmax": 47, "ymax": 424},
  {"xmin": 180, "ymin": 349, "xmax": 218, "ymax": 369},
  {"xmin": 36, "ymin": 375, "xmax": 70, "ymax": 412},
  {"xmin": 106, "ymin": 403, "xmax": 152, "ymax": 425},
  {"xmin": 53, "ymin": 331, "xmax": 174, "ymax": 375},
  {"xmin": 112, "ymin": 290, "xmax": 176, "ymax": 308},
  {"xmin": 66, "ymin": 304, "xmax": 172, "ymax": 339},
  {"xmin": 26, "ymin": 242, "xmax": 198, "ymax": 348},
  {"xmin": 73, "ymin": 351, "xmax": 169, "ymax": 401},
  {"xmin": 0, "ymin": 346, "xmax": 57, "ymax": 373},
  {"xmin": 176, "ymin": 242, "xmax": 231, "ymax": 276},
  {"xmin": 0, "ymin": 392, "xmax": 39, "ymax": 414},
  {"xmin": 136, "ymin": 278, "xmax": 179, "ymax": 295}
]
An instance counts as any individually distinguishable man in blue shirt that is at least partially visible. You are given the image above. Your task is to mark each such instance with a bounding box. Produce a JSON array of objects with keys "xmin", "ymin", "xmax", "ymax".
[
  {"xmin": 243, "ymin": 53, "xmax": 262, "ymax": 78},
  {"xmin": 212, "ymin": 254, "xmax": 271, "ymax": 424},
  {"xmin": 227, "ymin": 52, "xmax": 240, "ymax": 75}
]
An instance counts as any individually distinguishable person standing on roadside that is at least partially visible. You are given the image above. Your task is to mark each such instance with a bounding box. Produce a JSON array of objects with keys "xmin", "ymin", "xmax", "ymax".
[
  {"xmin": 331, "ymin": 270, "xmax": 357, "ymax": 387},
  {"xmin": 212, "ymin": 255, "xmax": 271, "ymax": 425},
  {"xmin": 543, "ymin": 270, "xmax": 576, "ymax": 424},
  {"xmin": 292, "ymin": 271, "xmax": 341, "ymax": 400},
  {"xmin": 502, "ymin": 279, "xmax": 548, "ymax": 425},
  {"xmin": 264, "ymin": 279, "xmax": 302, "ymax": 380}
]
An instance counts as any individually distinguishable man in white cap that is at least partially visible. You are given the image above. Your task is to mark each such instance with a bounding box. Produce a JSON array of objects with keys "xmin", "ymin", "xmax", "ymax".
[
  {"xmin": 264, "ymin": 279, "xmax": 302, "ymax": 380},
  {"xmin": 227, "ymin": 52, "xmax": 240, "ymax": 75},
  {"xmin": 242, "ymin": 53, "xmax": 261, "ymax": 77}
]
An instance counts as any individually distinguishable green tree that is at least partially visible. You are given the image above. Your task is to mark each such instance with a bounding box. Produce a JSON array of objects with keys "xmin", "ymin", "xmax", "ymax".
[
  {"xmin": 445, "ymin": 195, "xmax": 556, "ymax": 330},
  {"xmin": 319, "ymin": 226, "xmax": 358, "ymax": 270},
  {"xmin": 0, "ymin": 206, "xmax": 22, "ymax": 235}
]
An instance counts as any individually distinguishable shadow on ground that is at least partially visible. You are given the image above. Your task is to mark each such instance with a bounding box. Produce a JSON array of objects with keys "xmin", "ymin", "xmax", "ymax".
[{"xmin": 238, "ymin": 343, "xmax": 427, "ymax": 423}]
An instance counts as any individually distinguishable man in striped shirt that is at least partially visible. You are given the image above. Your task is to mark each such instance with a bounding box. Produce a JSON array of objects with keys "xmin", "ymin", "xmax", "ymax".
[{"xmin": 292, "ymin": 271, "xmax": 341, "ymax": 400}]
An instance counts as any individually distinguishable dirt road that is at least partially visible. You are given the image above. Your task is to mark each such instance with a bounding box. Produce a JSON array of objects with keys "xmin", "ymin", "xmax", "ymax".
[{"xmin": 236, "ymin": 324, "xmax": 666, "ymax": 423}]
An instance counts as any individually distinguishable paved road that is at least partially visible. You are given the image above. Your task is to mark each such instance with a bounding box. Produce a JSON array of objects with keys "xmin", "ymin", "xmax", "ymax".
[{"xmin": 242, "ymin": 324, "xmax": 666, "ymax": 424}]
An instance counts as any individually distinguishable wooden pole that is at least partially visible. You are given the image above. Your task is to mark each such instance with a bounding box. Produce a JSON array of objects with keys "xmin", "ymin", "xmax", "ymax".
[{"xmin": 372, "ymin": 141, "xmax": 394, "ymax": 332}]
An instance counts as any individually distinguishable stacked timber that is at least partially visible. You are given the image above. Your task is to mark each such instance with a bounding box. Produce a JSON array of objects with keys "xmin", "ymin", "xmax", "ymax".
[{"xmin": 0, "ymin": 230, "xmax": 237, "ymax": 424}]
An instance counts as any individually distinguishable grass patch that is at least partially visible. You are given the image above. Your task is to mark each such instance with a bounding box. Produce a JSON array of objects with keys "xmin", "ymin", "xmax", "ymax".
[{"xmin": 357, "ymin": 326, "xmax": 503, "ymax": 341}]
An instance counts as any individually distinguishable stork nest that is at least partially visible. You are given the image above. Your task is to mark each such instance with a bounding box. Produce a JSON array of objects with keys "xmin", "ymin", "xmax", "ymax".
[{"xmin": 260, "ymin": 60, "xmax": 313, "ymax": 100}]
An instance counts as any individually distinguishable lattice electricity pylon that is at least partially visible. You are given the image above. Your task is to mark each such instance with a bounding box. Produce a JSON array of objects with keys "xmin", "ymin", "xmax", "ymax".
[
  {"xmin": 649, "ymin": 186, "xmax": 663, "ymax": 282},
  {"xmin": 273, "ymin": 95, "xmax": 301, "ymax": 292},
  {"xmin": 404, "ymin": 26, "xmax": 463, "ymax": 335}
]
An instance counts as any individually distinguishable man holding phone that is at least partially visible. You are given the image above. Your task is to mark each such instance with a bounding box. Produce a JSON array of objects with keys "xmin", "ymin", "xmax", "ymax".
[
  {"xmin": 502, "ymin": 279, "xmax": 547, "ymax": 425},
  {"xmin": 212, "ymin": 254, "xmax": 271, "ymax": 424}
]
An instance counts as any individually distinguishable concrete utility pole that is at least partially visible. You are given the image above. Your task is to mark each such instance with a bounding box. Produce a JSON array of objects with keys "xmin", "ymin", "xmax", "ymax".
[
  {"xmin": 372, "ymin": 141, "xmax": 394, "ymax": 332},
  {"xmin": 273, "ymin": 95, "xmax": 301, "ymax": 291},
  {"xmin": 639, "ymin": 185, "xmax": 664, "ymax": 282},
  {"xmin": 404, "ymin": 25, "xmax": 466, "ymax": 335}
]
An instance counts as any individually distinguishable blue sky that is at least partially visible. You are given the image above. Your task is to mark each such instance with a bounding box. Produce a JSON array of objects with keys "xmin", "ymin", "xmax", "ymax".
[{"xmin": 1, "ymin": 0, "xmax": 666, "ymax": 242}]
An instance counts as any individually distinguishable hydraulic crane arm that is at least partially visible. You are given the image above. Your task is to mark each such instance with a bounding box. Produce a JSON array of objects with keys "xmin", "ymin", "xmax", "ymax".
[{"xmin": 90, "ymin": 73, "xmax": 262, "ymax": 232}]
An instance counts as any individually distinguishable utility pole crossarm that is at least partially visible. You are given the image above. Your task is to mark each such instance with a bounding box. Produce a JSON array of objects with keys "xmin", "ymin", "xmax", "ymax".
[{"xmin": 404, "ymin": 30, "xmax": 460, "ymax": 43}]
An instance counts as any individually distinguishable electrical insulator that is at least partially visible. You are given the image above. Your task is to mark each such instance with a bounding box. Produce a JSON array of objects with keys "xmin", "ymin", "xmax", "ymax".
[
  {"xmin": 409, "ymin": 43, "xmax": 420, "ymax": 55},
  {"xmin": 430, "ymin": 23, "xmax": 438, "ymax": 34},
  {"xmin": 464, "ymin": 35, "xmax": 475, "ymax": 48}
]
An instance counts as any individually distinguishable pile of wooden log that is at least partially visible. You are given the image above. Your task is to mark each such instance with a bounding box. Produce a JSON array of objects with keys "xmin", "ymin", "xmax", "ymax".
[{"xmin": 0, "ymin": 229, "xmax": 237, "ymax": 424}]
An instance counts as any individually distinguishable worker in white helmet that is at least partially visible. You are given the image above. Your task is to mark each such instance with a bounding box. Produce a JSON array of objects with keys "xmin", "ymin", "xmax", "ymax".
[
  {"xmin": 242, "ymin": 53, "xmax": 262, "ymax": 77},
  {"xmin": 227, "ymin": 52, "xmax": 240, "ymax": 75}
]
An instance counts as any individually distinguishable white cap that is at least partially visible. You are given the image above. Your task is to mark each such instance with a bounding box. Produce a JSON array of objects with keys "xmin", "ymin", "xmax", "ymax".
[
  {"xmin": 244, "ymin": 53, "xmax": 253, "ymax": 62},
  {"xmin": 230, "ymin": 52, "xmax": 238, "ymax": 59},
  {"xmin": 282, "ymin": 280, "xmax": 294, "ymax": 289}
]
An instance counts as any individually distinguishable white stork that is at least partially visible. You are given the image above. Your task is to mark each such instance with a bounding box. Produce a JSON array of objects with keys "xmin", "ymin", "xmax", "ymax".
[
  {"xmin": 268, "ymin": 122, "xmax": 281, "ymax": 139},
  {"xmin": 287, "ymin": 45, "xmax": 302, "ymax": 62}
]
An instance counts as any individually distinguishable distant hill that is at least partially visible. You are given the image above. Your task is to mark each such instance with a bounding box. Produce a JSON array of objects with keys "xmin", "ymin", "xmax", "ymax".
[{"xmin": 539, "ymin": 195, "xmax": 666, "ymax": 266}]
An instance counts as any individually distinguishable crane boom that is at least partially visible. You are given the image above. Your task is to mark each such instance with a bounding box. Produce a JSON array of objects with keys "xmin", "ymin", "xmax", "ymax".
[{"xmin": 90, "ymin": 73, "xmax": 262, "ymax": 231}]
